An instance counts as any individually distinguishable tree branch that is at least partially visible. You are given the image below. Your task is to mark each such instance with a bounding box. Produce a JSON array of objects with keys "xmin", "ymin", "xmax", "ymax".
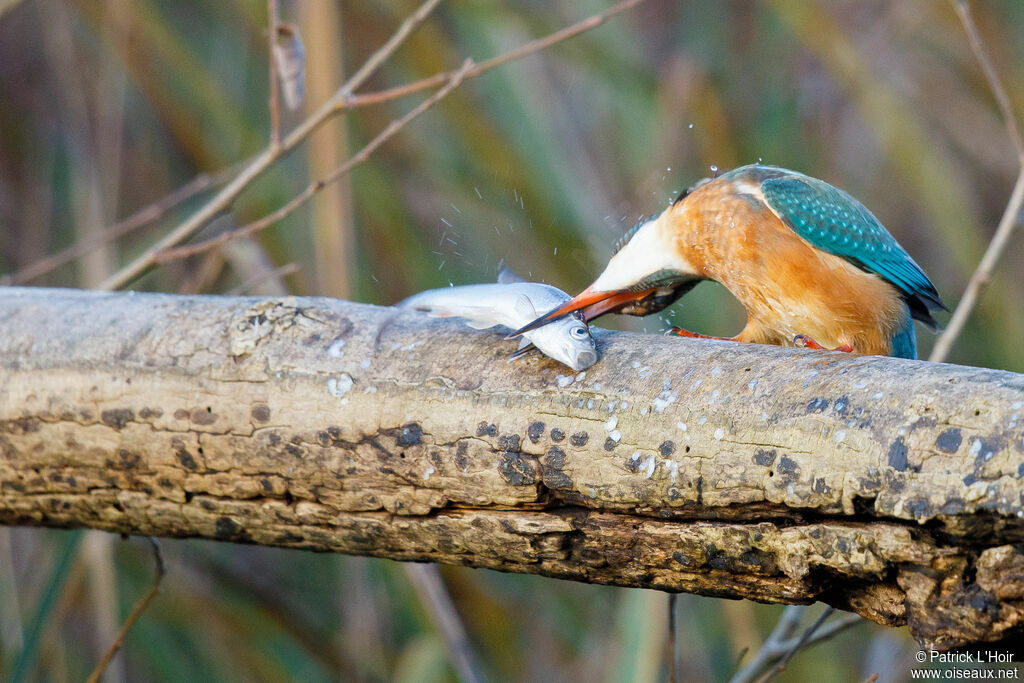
[{"xmin": 1, "ymin": 288, "xmax": 1023, "ymax": 650}]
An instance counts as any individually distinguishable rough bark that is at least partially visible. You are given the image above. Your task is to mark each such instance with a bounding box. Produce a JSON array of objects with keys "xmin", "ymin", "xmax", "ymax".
[{"xmin": 1, "ymin": 287, "xmax": 1022, "ymax": 649}]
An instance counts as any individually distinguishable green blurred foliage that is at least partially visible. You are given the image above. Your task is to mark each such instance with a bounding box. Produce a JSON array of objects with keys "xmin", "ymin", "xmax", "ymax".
[{"xmin": 1, "ymin": 0, "xmax": 1023, "ymax": 681}]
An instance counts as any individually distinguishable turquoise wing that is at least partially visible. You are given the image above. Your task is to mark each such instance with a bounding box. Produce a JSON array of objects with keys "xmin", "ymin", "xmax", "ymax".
[{"xmin": 759, "ymin": 171, "xmax": 945, "ymax": 328}]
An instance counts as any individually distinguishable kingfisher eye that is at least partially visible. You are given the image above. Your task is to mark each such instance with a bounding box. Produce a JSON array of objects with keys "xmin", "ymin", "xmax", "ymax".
[{"xmin": 570, "ymin": 325, "xmax": 588, "ymax": 340}]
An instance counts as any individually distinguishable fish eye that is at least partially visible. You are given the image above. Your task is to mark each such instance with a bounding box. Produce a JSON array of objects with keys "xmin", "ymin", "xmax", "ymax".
[{"xmin": 570, "ymin": 325, "xmax": 588, "ymax": 340}]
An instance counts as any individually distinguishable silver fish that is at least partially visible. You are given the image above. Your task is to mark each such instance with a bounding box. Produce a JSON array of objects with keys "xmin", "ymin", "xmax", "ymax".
[{"xmin": 397, "ymin": 269, "xmax": 597, "ymax": 371}]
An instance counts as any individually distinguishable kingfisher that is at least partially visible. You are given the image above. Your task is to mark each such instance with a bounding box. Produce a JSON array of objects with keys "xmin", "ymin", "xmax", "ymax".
[{"xmin": 514, "ymin": 164, "xmax": 946, "ymax": 359}]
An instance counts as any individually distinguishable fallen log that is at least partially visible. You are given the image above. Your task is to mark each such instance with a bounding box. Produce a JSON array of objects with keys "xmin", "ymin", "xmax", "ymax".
[{"xmin": 0, "ymin": 287, "xmax": 1022, "ymax": 649}]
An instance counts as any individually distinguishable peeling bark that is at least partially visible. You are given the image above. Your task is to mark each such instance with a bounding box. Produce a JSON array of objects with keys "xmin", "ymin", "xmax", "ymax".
[{"xmin": 1, "ymin": 287, "xmax": 1023, "ymax": 649}]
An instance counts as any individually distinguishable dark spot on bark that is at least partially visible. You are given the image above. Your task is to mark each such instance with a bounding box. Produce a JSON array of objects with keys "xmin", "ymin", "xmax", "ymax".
[
  {"xmin": 285, "ymin": 443, "xmax": 304, "ymax": 457},
  {"xmin": 476, "ymin": 422, "xmax": 498, "ymax": 437},
  {"xmin": 191, "ymin": 408, "xmax": 217, "ymax": 425},
  {"xmin": 833, "ymin": 396, "xmax": 849, "ymax": 414},
  {"xmin": 754, "ymin": 449, "xmax": 777, "ymax": 466},
  {"xmin": 49, "ymin": 473, "xmax": 63, "ymax": 482},
  {"xmin": 905, "ymin": 499, "xmax": 931, "ymax": 519},
  {"xmin": 1019, "ymin": 463, "xmax": 1024, "ymax": 478},
  {"xmin": 174, "ymin": 409, "xmax": 189, "ymax": 421},
  {"xmin": 498, "ymin": 452, "xmax": 537, "ymax": 486},
  {"xmin": 696, "ymin": 475, "xmax": 704, "ymax": 505},
  {"xmin": 175, "ymin": 448, "xmax": 198, "ymax": 470},
  {"xmin": 101, "ymin": 408, "xmax": 134, "ymax": 430},
  {"xmin": 888, "ymin": 438, "xmax": 908, "ymax": 472},
  {"xmin": 215, "ymin": 516, "xmax": 242, "ymax": 539},
  {"xmin": 261, "ymin": 478, "xmax": 273, "ymax": 492},
  {"xmin": 138, "ymin": 407, "xmax": 163, "ymax": 419},
  {"xmin": 498, "ymin": 434, "xmax": 521, "ymax": 452},
  {"xmin": 604, "ymin": 438, "xmax": 616, "ymax": 451},
  {"xmin": 159, "ymin": 478, "xmax": 173, "ymax": 488},
  {"xmin": 570, "ymin": 432, "xmax": 589, "ymax": 447},
  {"xmin": 550, "ymin": 428, "xmax": 565, "ymax": 442},
  {"xmin": 118, "ymin": 449, "xmax": 140, "ymax": 468},
  {"xmin": 327, "ymin": 426, "xmax": 342, "ymax": 439},
  {"xmin": 812, "ymin": 477, "xmax": 832, "ymax": 495},
  {"xmin": 545, "ymin": 446, "xmax": 566, "ymax": 468},
  {"xmin": 935, "ymin": 428, "xmax": 962, "ymax": 453},
  {"xmin": 268, "ymin": 432, "xmax": 282, "ymax": 446},
  {"xmin": 252, "ymin": 404, "xmax": 271, "ymax": 423},
  {"xmin": 777, "ymin": 456, "xmax": 799, "ymax": 479},
  {"xmin": 455, "ymin": 441, "xmax": 470, "ymax": 471},
  {"xmin": 393, "ymin": 423, "xmax": 423, "ymax": 447},
  {"xmin": 940, "ymin": 497, "xmax": 965, "ymax": 515},
  {"xmin": 527, "ymin": 421, "xmax": 545, "ymax": 444},
  {"xmin": 541, "ymin": 468, "xmax": 573, "ymax": 490},
  {"xmin": 806, "ymin": 397, "xmax": 829, "ymax": 413},
  {"xmin": 672, "ymin": 551, "xmax": 693, "ymax": 567},
  {"xmin": 659, "ymin": 441, "xmax": 675, "ymax": 456},
  {"xmin": 317, "ymin": 431, "xmax": 330, "ymax": 446},
  {"xmin": 962, "ymin": 472, "xmax": 977, "ymax": 486},
  {"xmin": 67, "ymin": 476, "xmax": 76, "ymax": 487}
]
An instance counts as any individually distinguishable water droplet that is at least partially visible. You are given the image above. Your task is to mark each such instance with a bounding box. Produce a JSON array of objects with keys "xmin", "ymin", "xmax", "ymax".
[
  {"xmin": 688, "ymin": 123, "xmax": 694, "ymax": 129},
  {"xmin": 710, "ymin": 165, "xmax": 718, "ymax": 172}
]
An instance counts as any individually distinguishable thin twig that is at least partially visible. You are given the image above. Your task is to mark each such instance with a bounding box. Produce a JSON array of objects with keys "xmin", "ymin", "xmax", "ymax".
[
  {"xmin": 97, "ymin": 0, "xmax": 443, "ymax": 291},
  {"xmin": 729, "ymin": 606, "xmax": 806, "ymax": 683},
  {"xmin": 97, "ymin": 0, "xmax": 645, "ymax": 290},
  {"xmin": 226, "ymin": 262, "xmax": 300, "ymax": 295},
  {"xmin": 346, "ymin": 0, "xmax": 646, "ymax": 110},
  {"xmin": 155, "ymin": 60, "xmax": 474, "ymax": 264},
  {"xmin": 762, "ymin": 607, "xmax": 834, "ymax": 682},
  {"xmin": 930, "ymin": 0, "xmax": 1024, "ymax": 362},
  {"xmin": 730, "ymin": 608, "xmax": 861, "ymax": 683},
  {"xmin": 403, "ymin": 564, "xmax": 482, "ymax": 683},
  {"xmin": 268, "ymin": 0, "xmax": 281, "ymax": 148},
  {"xmin": 668, "ymin": 593, "xmax": 678, "ymax": 683},
  {"xmin": 86, "ymin": 537, "xmax": 165, "ymax": 683},
  {"xmin": 0, "ymin": 165, "xmax": 239, "ymax": 286}
]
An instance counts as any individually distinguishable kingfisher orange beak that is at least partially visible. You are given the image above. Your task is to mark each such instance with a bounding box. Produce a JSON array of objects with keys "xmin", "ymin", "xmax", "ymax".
[{"xmin": 509, "ymin": 285, "xmax": 655, "ymax": 337}]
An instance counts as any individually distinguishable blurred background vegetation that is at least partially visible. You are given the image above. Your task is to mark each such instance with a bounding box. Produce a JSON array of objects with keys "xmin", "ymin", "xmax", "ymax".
[{"xmin": 1, "ymin": 0, "xmax": 1022, "ymax": 681}]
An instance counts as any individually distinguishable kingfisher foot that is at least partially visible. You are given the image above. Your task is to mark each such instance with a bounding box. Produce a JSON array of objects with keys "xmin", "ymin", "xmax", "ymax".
[
  {"xmin": 668, "ymin": 327, "xmax": 734, "ymax": 341},
  {"xmin": 793, "ymin": 334, "xmax": 854, "ymax": 353}
]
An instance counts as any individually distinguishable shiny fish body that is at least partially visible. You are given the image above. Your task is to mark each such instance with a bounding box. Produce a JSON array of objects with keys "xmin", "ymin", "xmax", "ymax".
[{"xmin": 398, "ymin": 282, "xmax": 597, "ymax": 371}]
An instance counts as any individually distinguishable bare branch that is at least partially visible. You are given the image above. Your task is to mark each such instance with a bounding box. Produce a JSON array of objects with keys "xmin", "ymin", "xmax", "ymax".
[
  {"xmin": 2, "ymin": 289, "xmax": 1023, "ymax": 651},
  {"xmin": 403, "ymin": 564, "xmax": 482, "ymax": 683},
  {"xmin": 154, "ymin": 60, "xmax": 474, "ymax": 264},
  {"xmin": 346, "ymin": 0, "xmax": 646, "ymax": 110},
  {"xmin": 268, "ymin": 0, "xmax": 282, "ymax": 148},
  {"xmin": 0, "ymin": 164, "xmax": 239, "ymax": 287},
  {"xmin": 86, "ymin": 537, "xmax": 165, "ymax": 683},
  {"xmin": 96, "ymin": 0, "xmax": 444, "ymax": 291},
  {"xmin": 96, "ymin": 0, "xmax": 646, "ymax": 290},
  {"xmin": 930, "ymin": 0, "xmax": 1024, "ymax": 362}
]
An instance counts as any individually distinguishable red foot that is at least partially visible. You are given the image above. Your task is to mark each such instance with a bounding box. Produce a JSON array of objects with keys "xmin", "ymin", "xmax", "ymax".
[
  {"xmin": 793, "ymin": 334, "xmax": 854, "ymax": 353},
  {"xmin": 668, "ymin": 327, "xmax": 734, "ymax": 341}
]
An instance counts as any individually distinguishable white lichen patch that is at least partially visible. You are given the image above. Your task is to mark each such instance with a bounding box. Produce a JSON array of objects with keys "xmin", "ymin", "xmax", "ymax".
[
  {"xmin": 605, "ymin": 415, "xmax": 618, "ymax": 431},
  {"xmin": 713, "ymin": 427, "xmax": 725, "ymax": 440},
  {"xmin": 835, "ymin": 430, "xmax": 846, "ymax": 444},
  {"xmin": 327, "ymin": 373, "xmax": 354, "ymax": 398},
  {"xmin": 423, "ymin": 465, "xmax": 435, "ymax": 481},
  {"xmin": 653, "ymin": 390, "xmax": 677, "ymax": 413},
  {"xmin": 667, "ymin": 460, "xmax": 679, "ymax": 484},
  {"xmin": 642, "ymin": 454, "xmax": 657, "ymax": 478},
  {"xmin": 677, "ymin": 422, "xmax": 687, "ymax": 431},
  {"xmin": 556, "ymin": 374, "xmax": 574, "ymax": 387},
  {"xmin": 609, "ymin": 430, "xmax": 621, "ymax": 442},
  {"xmin": 326, "ymin": 339, "xmax": 346, "ymax": 357}
]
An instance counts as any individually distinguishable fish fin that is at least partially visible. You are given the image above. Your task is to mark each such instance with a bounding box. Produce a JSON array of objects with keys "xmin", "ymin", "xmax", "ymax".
[
  {"xmin": 508, "ymin": 340, "xmax": 537, "ymax": 360},
  {"xmin": 464, "ymin": 319, "xmax": 499, "ymax": 330},
  {"xmin": 497, "ymin": 267, "xmax": 528, "ymax": 285},
  {"xmin": 513, "ymin": 293, "xmax": 538, "ymax": 321}
]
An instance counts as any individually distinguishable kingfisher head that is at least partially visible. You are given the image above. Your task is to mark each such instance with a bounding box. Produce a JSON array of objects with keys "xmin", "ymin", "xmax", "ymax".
[{"xmin": 511, "ymin": 205, "xmax": 704, "ymax": 337}]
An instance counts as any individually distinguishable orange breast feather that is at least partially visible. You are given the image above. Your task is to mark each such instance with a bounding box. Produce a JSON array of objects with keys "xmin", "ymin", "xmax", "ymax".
[{"xmin": 664, "ymin": 182, "xmax": 907, "ymax": 355}]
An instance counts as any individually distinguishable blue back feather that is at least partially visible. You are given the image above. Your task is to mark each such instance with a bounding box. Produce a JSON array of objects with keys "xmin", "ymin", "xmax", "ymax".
[{"xmin": 746, "ymin": 167, "xmax": 945, "ymax": 331}]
